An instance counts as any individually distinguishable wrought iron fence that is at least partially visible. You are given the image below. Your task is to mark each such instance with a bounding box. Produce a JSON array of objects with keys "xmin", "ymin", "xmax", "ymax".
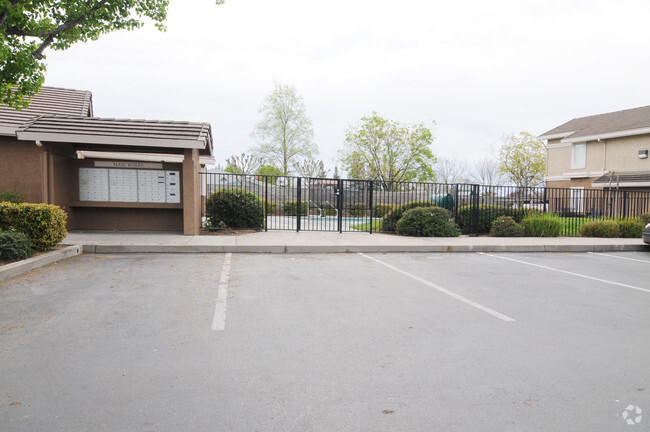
[{"xmin": 200, "ymin": 172, "xmax": 650, "ymax": 236}]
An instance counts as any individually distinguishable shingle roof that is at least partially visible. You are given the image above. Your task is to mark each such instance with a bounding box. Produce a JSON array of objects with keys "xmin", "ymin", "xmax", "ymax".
[
  {"xmin": 0, "ymin": 87, "xmax": 92, "ymax": 128},
  {"xmin": 16, "ymin": 115, "xmax": 213, "ymax": 155},
  {"xmin": 539, "ymin": 105, "xmax": 650, "ymax": 141}
]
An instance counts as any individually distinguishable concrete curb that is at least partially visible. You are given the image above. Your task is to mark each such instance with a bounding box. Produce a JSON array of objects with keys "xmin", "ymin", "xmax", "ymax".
[
  {"xmin": 0, "ymin": 245, "xmax": 82, "ymax": 282},
  {"xmin": 77, "ymin": 243, "xmax": 650, "ymax": 254}
]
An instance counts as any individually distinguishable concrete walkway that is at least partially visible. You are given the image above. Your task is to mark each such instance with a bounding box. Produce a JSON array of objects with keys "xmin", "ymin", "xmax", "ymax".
[{"xmin": 64, "ymin": 230, "xmax": 650, "ymax": 253}]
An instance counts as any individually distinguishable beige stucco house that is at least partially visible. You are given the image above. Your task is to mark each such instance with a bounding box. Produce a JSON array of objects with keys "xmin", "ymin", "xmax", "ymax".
[
  {"xmin": 540, "ymin": 105, "xmax": 650, "ymax": 191},
  {"xmin": 0, "ymin": 86, "xmax": 214, "ymax": 234}
]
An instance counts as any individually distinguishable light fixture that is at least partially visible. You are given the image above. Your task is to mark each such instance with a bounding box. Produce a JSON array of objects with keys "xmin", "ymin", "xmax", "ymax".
[{"xmin": 639, "ymin": 150, "xmax": 648, "ymax": 159}]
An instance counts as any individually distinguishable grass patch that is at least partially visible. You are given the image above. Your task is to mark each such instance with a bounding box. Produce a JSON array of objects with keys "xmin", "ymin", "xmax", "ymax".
[{"xmin": 350, "ymin": 219, "xmax": 383, "ymax": 232}]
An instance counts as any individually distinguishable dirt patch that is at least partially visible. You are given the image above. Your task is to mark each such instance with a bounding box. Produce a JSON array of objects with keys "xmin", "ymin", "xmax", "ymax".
[{"xmin": 200, "ymin": 229, "xmax": 261, "ymax": 236}]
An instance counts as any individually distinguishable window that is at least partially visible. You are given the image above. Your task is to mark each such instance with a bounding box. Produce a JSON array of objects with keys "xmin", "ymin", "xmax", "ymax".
[{"xmin": 572, "ymin": 143, "xmax": 586, "ymax": 169}]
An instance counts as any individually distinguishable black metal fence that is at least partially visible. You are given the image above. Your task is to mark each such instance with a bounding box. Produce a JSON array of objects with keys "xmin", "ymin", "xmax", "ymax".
[{"xmin": 200, "ymin": 172, "xmax": 650, "ymax": 236}]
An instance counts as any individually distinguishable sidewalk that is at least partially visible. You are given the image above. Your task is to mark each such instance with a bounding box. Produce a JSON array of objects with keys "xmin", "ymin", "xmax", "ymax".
[{"xmin": 64, "ymin": 230, "xmax": 650, "ymax": 254}]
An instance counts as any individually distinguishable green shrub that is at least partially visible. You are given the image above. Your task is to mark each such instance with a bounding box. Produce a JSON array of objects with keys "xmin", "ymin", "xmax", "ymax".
[
  {"xmin": 396, "ymin": 207, "xmax": 459, "ymax": 237},
  {"xmin": 205, "ymin": 189, "xmax": 264, "ymax": 229},
  {"xmin": 263, "ymin": 200, "xmax": 277, "ymax": 214},
  {"xmin": 617, "ymin": 219, "xmax": 644, "ymax": 238},
  {"xmin": 456, "ymin": 205, "xmax": 529, "ymax": 235},
  {"xmin": 372, "ymin": 203, "xmax": 394, "ymax": 218},
  {"xmin": 0, "ymin": 231, "xmax": 33, "ymax": 261},
  {"xmin": 520, "ymin": 212, "xmax": 563, "ymax": 237},
  {"xmin": 0, "ymin": 188, "xmax": 27, "ymax": 203},
  {"xmin": 282, "ymin": 200, "xmax": 308, "ymax": 216},
  {"xmin": 381, "ymin": 200, "xmax": 433, "ymax": 232},
  {"xmin": 639, "ymin": 213, "xmax": 650, "ymax": 227},
  {"xmin": 346, "ymin": 202, "xmax": 368, "ymax": 217},
  {"xmin": 581, "ymin": 219, "xmax": 643, "ymax": 238},
  {"xmin": 0, "ymin": 203, "xmax": 67, "ymax": 251},
  {"xmin": 580, "ymin": 220, "xmax": 621, "ymax": 238},
  {"xmin": 490, "ymin": 216, "xmax": 524, "ymax": 237}
]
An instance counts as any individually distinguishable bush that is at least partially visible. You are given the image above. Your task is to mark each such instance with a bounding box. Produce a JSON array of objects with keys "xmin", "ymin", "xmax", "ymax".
[
  {"xmin": 0, "ymin": 203, "xmax": 67, "ymax": 251},
  {"xmin": 205, "ymin": 189, "xmax": 264, "ymax": 229},
  {"xmin": 456, "ymin": 205, "xmax": 529, "ymax": 235},
  {"xmin": 346, "ymin": 202, "xmax": 367, "ymax": 217},
  {"xmin": 617, "ymin": 219, "xmax": 644, "ymax": 238},
  {"xmin": 372, "ymin": 203, "xmax": 394, "ymax": 218},
  {"xmin": 282, "ymin": 200, "xmax": 308, "ymax": 216},
  {"xmin": 0, "ymin": 188, "xmax": 27, "ymax": 203},
  {"xmin": 639, "ymin": 213, "xmax": 650, "ymax": 227},
  {"xmin": 381, "ymin": 200, "xmax": 433, "ymax": 232},
  {"xmin": 520, "ymin": 212, "xmax": 563, "ymax": 237},
  {"xmin": 396, "ymin": 207, "xmax": 459, "ymax": 237},
  {"xmin": 581, "ymin": 219, "xmax": 644, "ymax": 238},
  {"xmin": 0, "ymin": 231, "xmax": 33, "ymax": 261},
  {"xmin": 490, "ymin": 216, "xmax": 524, "ymax": 237}
]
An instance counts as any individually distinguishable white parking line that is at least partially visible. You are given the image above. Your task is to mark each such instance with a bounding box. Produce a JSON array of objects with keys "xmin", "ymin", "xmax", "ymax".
[
  {"xmin": 358, "ymin": 253, "xmax": 515, "ymax": 322},
  {"xmin": 481, "ymin": 253, "xmax": 650, "ymax": 294},
  {"xmin": 212, "ymin": 253, "xmax": 232, "ymax": 331},
  {"xmin": 589, "ymin": 252, "xmax": 650, "ymax": 264}
]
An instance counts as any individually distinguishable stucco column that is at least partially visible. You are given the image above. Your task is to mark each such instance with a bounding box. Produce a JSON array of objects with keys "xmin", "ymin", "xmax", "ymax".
[{"xmin": 182, "ymin": 148, "xmax": 201, "ymax": 235}]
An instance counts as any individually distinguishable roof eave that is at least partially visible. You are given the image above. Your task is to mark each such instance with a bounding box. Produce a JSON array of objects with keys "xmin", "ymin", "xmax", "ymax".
[
  {"xmin": 538, "ymin": 131, "xmax": 575, "ymax": 141},
  {"xmin": 561, "ymin": 127, "xmax": 650, "ymax": 143},
  {"xmin": 15, "ymin": 131, "xmax": 207, "ymax": 150}
]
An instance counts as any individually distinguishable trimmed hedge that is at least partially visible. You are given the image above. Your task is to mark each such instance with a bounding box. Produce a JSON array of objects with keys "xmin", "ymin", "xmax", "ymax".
[
  {"xmin": 381, "ymin": 200, "xmax": 433, "ymax": 233},
  {"xmin": 456, "ymin": 205, "xmax": 529, "ymax": 235},
  {"xmin": 346, "ymin": 202, "xmax": 368, "ymax": 217},
  {"xmin": 372, "ymin": 203, "xmax": 395, "ymax": 218},
  {"xmin": 396, "ymin": 207, "xmax": 459, "ymax": 237},
  {"xmin": 0, "ymin": 231, "xmax": 33, "ymax": 261},
  {"xmin": 282, "ymin": 200, "xmax": 308, "ymax": 216},
  {"xmin": 0, "ymin": 203, "xmax": 67, "ymax": 251},
  {"xmin": 639, "ymin": 213, "xmax": 650, "ymax": 227},
  {"xmin": 0, "ymin": 188, "xmax": 27, "ymax": 203},
  {"xmin": 490, "ymin": 216, "xmax": 524, "ymax": 237},
  {"xmin": 520, "ymin": 212, "xmax": 563, "ymax": 237},
  {"xmin": 205, "ymin": 189, "xmax": 264, "ymax": 229},
  {"xmin": 580, "ymin": 219, "xmax": 644, "ymax": 238}
]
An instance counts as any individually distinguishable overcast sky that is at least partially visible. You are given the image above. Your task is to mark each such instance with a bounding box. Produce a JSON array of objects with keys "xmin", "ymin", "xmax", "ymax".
[{"xmin": 44, "ymin": 0, "xmax": 650, "ymax": 173}]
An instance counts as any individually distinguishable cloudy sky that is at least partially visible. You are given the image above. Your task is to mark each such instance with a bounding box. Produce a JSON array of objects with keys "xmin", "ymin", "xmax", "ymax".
[{"xmin": 44, "ymin": 0, "xmax": 650, "ymax": 173}]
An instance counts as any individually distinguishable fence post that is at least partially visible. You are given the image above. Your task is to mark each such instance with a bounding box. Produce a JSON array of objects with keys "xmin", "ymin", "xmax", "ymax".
[
  {"xmin": 470, "ymin": 184, "xmax": 480, "ymax": 236},
  {"xmin": 368, "ymin": 180, "xmax": 374, "ymax": 234},
  {"xmin": 297, "ymin": 177, "xmax": 302, "ymax": 232},
  {"xmin": 337, "ymin": 179, "xmax": 343, "ymax": 234},
  {"xmin": 623, "ymin": 191, "xmax": 629, "ymax": 218},
  {"xmin": 264, "ymin": 176, "xmax": 268, "ymax": 232}
]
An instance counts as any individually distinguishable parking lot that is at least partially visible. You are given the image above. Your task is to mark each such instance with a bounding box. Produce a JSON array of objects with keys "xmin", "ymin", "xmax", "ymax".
[{"xmin": 1, "ymin": 251, "xmax": 649, "ymax": 431}]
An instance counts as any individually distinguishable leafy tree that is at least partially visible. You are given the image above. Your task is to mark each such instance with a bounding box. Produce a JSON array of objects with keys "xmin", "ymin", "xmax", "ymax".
[
  {"xmin": 258, "ymin": 164, "xmax": 283, "ymax": 184},
  {"xmin": 251, "ymin": 81, "xmax": 318, "ymax": 175},
  {"xmin": 496, "ymin": 132, "xmax": 546, "ymax": 189},
  {"xmin": 0, "ymin": 0, "xmax": 223, "ymax": 109},
  {"xmin": 339, "ymin": 113, "xmax": 436, "ymax": 189}
]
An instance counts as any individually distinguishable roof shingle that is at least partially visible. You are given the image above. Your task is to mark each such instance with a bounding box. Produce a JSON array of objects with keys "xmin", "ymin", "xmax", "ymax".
[{"xmin": 0, "ymin": 87, "xmax": 93, "ymax": 128}]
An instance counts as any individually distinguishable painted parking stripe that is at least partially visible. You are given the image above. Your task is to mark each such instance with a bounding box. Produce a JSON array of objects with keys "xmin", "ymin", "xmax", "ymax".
[
  {"xmin": 358, "ymin": 253, "xmax": 515, "ymax": 322},
  {"xmin": 588, "ymin": 252, "xmax": 650, "ymax": 264},
  {"xmin": 212, "ymin": 253, "xmax": 232, "ymax": 331},
  {"xmin": 481, "ymin": 253, "xmax": 650, "ymax": 294}
]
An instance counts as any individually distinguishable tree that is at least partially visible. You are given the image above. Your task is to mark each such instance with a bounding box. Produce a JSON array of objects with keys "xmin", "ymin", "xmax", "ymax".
[
  {"xmin": 339, "ymin": 113, "xmax": 436, "ymax": 188},
  {"xmin": 251, "ymin": 81, "xmax": 318, "ymax": 176},
  {"xmin": 333, "ymin": 165, "xmax": 340, "ymax": 179},
  {"xmin": 225, "ymin": 153, "xmax": 262, "ymax": 175},
  {"xmin": 496, "ymin": 132, "xmax": 546, "ymax": 189},
  {"xmin": 470, "ymin": 157, "xmax": 506, "ymax": 186},
  {"xmin": 0, "ymin": 1, "xmax": 223, "ymax": 109},
  {"xmin": 293, "ymin": 158, "xmax": 328, "ymax": 178},
  {"xmin": 435, "ymin": 157, "xmax": 469, "ymax": 184},
  {"xmin": 258, "ymin": 164, "xmax": 283, "ymax": 184}
]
